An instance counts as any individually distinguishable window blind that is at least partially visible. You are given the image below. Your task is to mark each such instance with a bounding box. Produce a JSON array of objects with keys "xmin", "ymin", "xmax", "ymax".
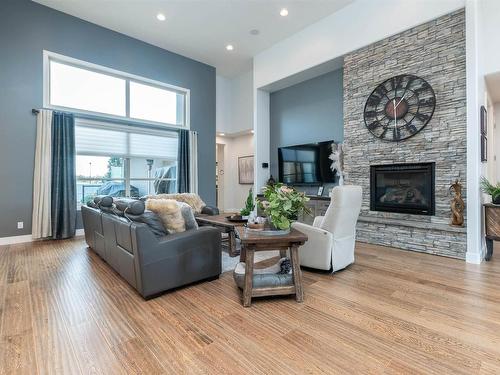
[{"xmin": 75, "ymin": 118, "xmax": 178, "ymax": 160}]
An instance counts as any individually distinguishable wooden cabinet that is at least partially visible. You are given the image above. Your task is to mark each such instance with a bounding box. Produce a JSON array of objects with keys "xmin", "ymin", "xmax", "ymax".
[{"xmin": 484, "ymin": 203, "xmax": 500, "ymax": 261}]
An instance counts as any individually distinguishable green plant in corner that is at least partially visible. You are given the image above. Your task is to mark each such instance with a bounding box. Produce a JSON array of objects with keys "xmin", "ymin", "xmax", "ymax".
[
  {"xmin": 259, "ymin": 183, "xmax": 311, "ymax": 230},
  {"xmin": 240, "ymin": 189, "xmax": 255, "ymax": 216},
  {"xmin": 480, "ymin": 176, "xmax": 500, "ymax": 204}
]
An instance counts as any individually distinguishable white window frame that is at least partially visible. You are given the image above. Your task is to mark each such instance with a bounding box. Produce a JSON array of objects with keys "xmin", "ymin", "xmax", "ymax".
[{"xmin": 43, "ymin": 50, "xmax": 190, "ymax": 130}]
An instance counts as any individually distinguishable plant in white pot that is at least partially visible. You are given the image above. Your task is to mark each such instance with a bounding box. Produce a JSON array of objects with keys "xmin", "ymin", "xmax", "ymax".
[
  {"xmin": 481, "ymin": 176, "xmax": 500, "ymax": 205},
  {"xmin": 259, "ymin": 184, "xmax": 311, "ymax": 231}
]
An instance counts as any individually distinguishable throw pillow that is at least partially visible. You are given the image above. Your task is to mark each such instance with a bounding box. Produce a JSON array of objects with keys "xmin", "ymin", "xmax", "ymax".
[
  {"xmin": 146, "ymin": 199, "xmax": 186, "ymax": 233},
  {"xmin": 178, "ymin": 202, "xmax": 199, "ymax": 230},
  {"xmin": 144, "ymin": 193, "xmax": 206, "ymax": 213},
  {"xmin": 125, "ymin": 211, "xmax": 168, "ymax": 237}
]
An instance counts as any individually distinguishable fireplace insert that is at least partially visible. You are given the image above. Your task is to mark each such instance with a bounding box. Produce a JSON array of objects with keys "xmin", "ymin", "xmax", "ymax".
[{"xmin": 370, "ymin": 163, "xmax": 435, "ymax": 215}]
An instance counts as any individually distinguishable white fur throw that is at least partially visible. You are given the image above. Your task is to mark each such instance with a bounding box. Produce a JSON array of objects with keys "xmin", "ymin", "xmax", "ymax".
[
  {"xmin": 146, "ymin": 199, "xmax": 186, "ymax": 233},
  {"xmin": 145, "ymin": 193, "xmax": 206, "ymax": 213}
]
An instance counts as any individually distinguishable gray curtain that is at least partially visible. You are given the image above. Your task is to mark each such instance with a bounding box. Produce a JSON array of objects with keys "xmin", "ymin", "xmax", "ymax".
[
  {"xmin": 177, "ymin": 129, "xmax": 190, "ymax": 193},
  {"xmin": 51, "ymin": 112, "xmax": 76, "ymax": 239}
]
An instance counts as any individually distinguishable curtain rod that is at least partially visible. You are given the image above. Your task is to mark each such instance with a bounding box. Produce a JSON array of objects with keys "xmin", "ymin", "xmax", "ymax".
[{"xmin": 32, "ymin": 109, "xmax": 39, "ymax": 115}]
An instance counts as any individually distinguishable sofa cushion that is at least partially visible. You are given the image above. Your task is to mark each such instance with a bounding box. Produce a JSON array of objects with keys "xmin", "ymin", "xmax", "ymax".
[
  {"xmin": 144, "ymin": 193, "xmax": 206, "ymax": 213},
  {"xmin": 94, "ymin": 195, "xmax": 113, "ymax": 208},
  {"xmin": 114, "ymin": 198, "xmax": 145, "ymax": 215},
  {"xmin": 146, "ymin": 199, "xmax": 186, "ymax": 233},
  {"xmin": 125, "ymin": 211, "xmax": 168, "ymax": 237}
]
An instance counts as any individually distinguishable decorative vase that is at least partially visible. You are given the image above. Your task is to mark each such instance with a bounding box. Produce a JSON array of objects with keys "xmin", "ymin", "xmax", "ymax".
[
  {"xmin": 493, "ymin": 196, "xmax": 500, "ymax": 205},
  {"xmin": 449, "ymin": 179, "xmax": 465, "ymax": 226}
]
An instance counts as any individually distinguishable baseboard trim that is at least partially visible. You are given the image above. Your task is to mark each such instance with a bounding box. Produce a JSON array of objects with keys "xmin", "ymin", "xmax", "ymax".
[
  {"xmin": 0, "ymin": 234, "xmax": 34, "ymax": 245},
  {"xmin": 0, "ymin": 229, "xmax": 85, "ymax": 246}
]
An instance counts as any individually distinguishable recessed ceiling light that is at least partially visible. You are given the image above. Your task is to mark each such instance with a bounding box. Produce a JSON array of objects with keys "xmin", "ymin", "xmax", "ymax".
[
  {"xmin": 250, "ymin": 29, "xmax": 260, "ymax": 36},
  {"xmin": 156, "ymin": 13, "xmax": 166, "ymax": 21},
  {"xmin": 226, "ymin": 44, "xmax": 234, "ymax": 51},
  {"xmin": 280, "ymin": 8, "xmax": 289, "ymax": 17}
]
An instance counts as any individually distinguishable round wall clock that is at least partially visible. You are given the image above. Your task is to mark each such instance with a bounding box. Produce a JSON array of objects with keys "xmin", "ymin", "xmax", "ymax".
[{"xmin": 363, "ymin": 74, "xmax": 436, "ymax": 142}]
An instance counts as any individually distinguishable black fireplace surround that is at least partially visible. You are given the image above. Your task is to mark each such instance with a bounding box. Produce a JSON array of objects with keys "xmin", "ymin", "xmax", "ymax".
[{"xmin": 370, "ymin": 163, "xmax": 435, "ymax": 216}]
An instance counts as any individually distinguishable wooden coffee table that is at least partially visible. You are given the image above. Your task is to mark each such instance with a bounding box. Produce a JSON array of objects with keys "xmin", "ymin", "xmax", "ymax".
[
  {"xmin": 196, "ymin": 214, "xmax": 245, "ymax": 257},
  {"xmin": 236, "ymin": 227, "xmax": 308, "ymax": 307}
]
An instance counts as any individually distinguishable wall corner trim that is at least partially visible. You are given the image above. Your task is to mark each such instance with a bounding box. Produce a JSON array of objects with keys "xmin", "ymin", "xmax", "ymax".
[{"xmin": 465, "ymin": 249, "xmax": 483, "ymax": 264}]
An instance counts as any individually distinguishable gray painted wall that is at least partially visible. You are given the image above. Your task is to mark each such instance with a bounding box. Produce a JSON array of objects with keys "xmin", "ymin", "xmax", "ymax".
[
  {"xmin": 269, "ymin": 69, "xmax": 343, "ymax": 179},
  {"xmin": 0, "ymin": 0, "xmax": 216, "ymax": 237}
]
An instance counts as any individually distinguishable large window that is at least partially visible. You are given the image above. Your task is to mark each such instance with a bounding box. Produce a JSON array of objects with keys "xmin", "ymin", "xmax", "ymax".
[
  {"xmin": 44, "ymin": 51, "xmax": 189, "ymax": 128},
  {"xmin": 75, "ymin": 119, "xmax": 179, "ymax": 207}
]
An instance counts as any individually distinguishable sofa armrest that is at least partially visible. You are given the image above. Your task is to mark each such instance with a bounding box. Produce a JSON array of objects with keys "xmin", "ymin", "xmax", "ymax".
[
  {"xmin": 141, "ymin": 226, "xmax": 221, "ymax": 265},
  {"xmin": 201, "ymin": 205, "xmax": 220, "ymax": 215},
  {"xmin": 292, "ymin": 221, "xmax": 331, "ymax": 238}
]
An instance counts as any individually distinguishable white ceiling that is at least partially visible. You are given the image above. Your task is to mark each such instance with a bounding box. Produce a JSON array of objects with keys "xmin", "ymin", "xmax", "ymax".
[{"xmin": 33, "ymin": 0, "xmax": 353, "ymax": 77}]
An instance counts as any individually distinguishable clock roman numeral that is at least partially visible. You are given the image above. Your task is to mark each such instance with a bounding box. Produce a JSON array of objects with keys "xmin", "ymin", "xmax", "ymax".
[
  {"xmin": 367, "ymin": 121, "xmax": 381, "ymax": 130},
  {"xmin": 415, "ymin": 112, "xmax": 429, "ymax": 122},
  {"xmin": 374, "ymin": 85, "xmax": 388, "ymax": 98},
  {"xmin": 413, "ymin": 82, "xmax": 431, "ymax": 95},
  {"xmin": 406, "ymin": 123, "xmax": 418, "ymax": 134},
  {"xmin": 367, "ymin": 96, "xmax": 381, "ymax": 107},
  {"xmin": 393, "ymin": 127, "xmax": 401, "ymax": 140},
  {"xmin": 418, "ymin": 97, "xmax": 435, "ymax": 107},
  {"xmin": 392, "ymin": 76, "xmax": 404, "ymax": 91}
]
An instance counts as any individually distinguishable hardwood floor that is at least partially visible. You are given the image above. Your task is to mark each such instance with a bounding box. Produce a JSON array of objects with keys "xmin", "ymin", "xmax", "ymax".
[{"xmin": 1, "ymin": 238, "xmax": 499, "ymax": 374}]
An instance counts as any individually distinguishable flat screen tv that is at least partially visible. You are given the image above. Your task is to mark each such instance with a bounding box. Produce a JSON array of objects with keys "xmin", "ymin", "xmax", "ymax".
[{"xmin": 278, "ymin": 141, "xmax": 336, "ymax": 185}]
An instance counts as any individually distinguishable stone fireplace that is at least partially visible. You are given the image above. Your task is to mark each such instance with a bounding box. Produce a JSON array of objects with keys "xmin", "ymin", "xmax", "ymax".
[
  {"xmin": 370, "ymin": 163, "xmax": 435, "ymax": 216},
  {"xmin": 342, "ymin": 10, "xmax": 467, "ymax": 259}
]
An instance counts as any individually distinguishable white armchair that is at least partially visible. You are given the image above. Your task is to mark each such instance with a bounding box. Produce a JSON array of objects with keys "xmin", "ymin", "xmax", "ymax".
[{"xmin": 292, "ymin": 185, "xmax": 362, "ymax": 272}]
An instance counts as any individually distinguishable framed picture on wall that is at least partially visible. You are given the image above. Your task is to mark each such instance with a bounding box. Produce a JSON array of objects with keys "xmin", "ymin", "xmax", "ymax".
[
  {"xmin": 238, "ymin": 155, "xmax": 254, "ymax": 184},
  {"xmin": 481, "ymin": 105, "xmax": 487, "ymax": 162}
]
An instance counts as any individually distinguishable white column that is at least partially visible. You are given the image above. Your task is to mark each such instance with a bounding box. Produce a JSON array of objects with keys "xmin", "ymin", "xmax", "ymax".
[
  {"xmin": 253, "ymin": 88, "xmax": 270, "ymax": 195},
  {"xmin": 465, "ymin": 0, "xmax": 484, "ymax": 263}
]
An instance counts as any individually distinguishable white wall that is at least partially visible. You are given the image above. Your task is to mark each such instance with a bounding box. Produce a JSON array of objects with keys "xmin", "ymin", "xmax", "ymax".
[
  {"xmin": 253, "ymin": 0, "xmax": 465, "ymax": 89},
  {"xmin": 216, "ymin": 75, "xmax": 232, "ymax": 134},
  {"xmin": 479, "ymin": 0, "xmax": 500, "ymax": 77},
  {"xmin": 216, "ymin": 134, "xmax": 254, "ymax": 211},
  {"xmin": 216, "ymin": 70, "xmax": 254, "ymax": 134},
  {"xmin": 231, "ymin": 70, "xmax": 254, "ymax": 133}
]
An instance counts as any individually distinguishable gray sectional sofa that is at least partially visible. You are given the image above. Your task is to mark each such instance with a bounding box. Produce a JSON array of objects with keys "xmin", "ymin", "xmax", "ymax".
[{"xmin": 81, "ymin": 197, "xmax": 222, "ymax": 299}]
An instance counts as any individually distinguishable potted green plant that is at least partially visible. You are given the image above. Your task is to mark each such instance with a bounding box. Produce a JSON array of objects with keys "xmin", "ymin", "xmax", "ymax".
[
  {"xmin": 259, "ymin": 183, "xmax": 311, "ymax": 231},
  {"xmin": 240, "ymin": 189, "xmax": 255, "ymax": 218},
  {"xmin": 481, "ymin": 176, "xmax": 500, "ymax": 204}
]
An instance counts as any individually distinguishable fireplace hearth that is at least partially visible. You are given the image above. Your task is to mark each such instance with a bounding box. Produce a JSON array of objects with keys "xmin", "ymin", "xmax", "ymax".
[{"xmin": 370, "ymin": 163, "xmax": 435, "ymax": 216}]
